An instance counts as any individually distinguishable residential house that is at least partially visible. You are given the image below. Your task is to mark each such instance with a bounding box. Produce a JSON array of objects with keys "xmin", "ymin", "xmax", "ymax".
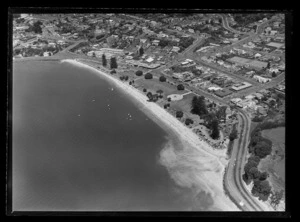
[
  {"xmin": 171, "ymin": 46, "xmax": 180, "ymax": 53},
  {"xmin": 256, "ymin": 106, "xmax": 268, "ymax": 116},
  {"xmin": 48, "ymin": 42, "xmax": 56, "ymax": 48},
  {"xmin": 175, "ymin": 26, "xmax": 182, "ymax": 31},
  {"xmin": 146, "ymin": 57, "xmax": 154, "ymax": 63},
  {"xmin": 253, "ymin": 75, "xmax": 271, "ymax": 83},
  {"xmin": 253, "ymin": 92, "xmax": 264, "ymax": 100},
  {"xmin": 270, "ymin": 30, "xmax": 278, "ymax": 35},
  {"xmin": 152, "ymin": 39, "xmax": 160, "ymax": 46},
  {"xmin": 254, "ymin": 53, "xmax": 262, "ymax": 58}
]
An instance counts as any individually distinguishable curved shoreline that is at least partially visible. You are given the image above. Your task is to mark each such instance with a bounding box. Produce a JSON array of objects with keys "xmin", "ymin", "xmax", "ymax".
[{"xmin": 60, "ymin": 58, "xmax": 239, "ymax": 211}]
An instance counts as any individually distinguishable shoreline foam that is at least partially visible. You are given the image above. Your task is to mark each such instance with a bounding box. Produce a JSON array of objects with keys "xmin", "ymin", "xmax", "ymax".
[{"xmin": 61, "ymin": 58, "xmax": 239, "ymax": 211}]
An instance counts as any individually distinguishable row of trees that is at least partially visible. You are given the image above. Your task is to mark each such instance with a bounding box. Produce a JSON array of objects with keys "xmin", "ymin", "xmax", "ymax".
[
  {"xmin": 135, "ymin": 70, "xmax": 166, "ymax": 84},
  {"xmin": 119, "ymin": 75, "xmax": 129, "ymax": 81},
  {"xmin": 241, "ymin": 119, "xmax": 282, "ymax": 202},
  {"xmin": 101, "ymin": 54, "xmax": 118, "ymax": 69},
  {"xmin": 242, "ymin": 154, "xmax": 272, "ymax": 202}
]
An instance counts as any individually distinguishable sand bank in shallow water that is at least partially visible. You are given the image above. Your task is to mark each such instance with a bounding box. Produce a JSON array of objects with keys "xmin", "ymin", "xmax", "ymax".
[{"xmin": 61, "ymin": 59, "xmax": 239, "ymax": 211}]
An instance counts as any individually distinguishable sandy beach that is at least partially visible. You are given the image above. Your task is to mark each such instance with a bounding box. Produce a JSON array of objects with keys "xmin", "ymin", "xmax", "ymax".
[{"xmin": 61, "ymin": 59, "xmax": 240, "ymax": 211}]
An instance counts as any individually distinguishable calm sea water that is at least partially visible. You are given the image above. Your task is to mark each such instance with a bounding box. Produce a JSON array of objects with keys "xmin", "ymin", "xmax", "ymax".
[{"xmin": 12, "ymin": 60, "xmax": 201, "ymax": 211}]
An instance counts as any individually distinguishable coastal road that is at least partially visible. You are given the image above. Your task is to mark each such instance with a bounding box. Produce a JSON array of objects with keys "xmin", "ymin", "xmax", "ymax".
[
  {"xmin": 224, "ymin": 109, "xmax": 270, "ymax": 211},
  {"xmin": 224, "ymin": 111, "xmax": 260, "ymax": 211}
]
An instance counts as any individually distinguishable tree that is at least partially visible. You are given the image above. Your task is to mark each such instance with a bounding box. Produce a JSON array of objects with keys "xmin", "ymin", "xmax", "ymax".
[
  {"xmin": 135, "ymin": 70, "xmax": 143, "ymax": 76},
  {"xmin": 139, "ymin": 46, "xmax": 144, "ymax": 56},
  {"xmin": 191, "ymin": 96, "xmax": 208, "ymax": 117},
  {"xmin": 177, "ymin": 84, "xmax": 185, "ymax": 90},
  {"xmin": 185, "ymin": 118, "xmax": 194, "ymax": 126},
  {"xmin": 251, "ymin": 179, "xmax": 272, "ymax": 201},
  {"xmin": 270, "ymin": 190, "xmax": 284, "ymax": 208},
  {"xmin": 159, "ymin": 76, "xmax": 167, "ymax": 82},
  {"xmin": 216, "ymin": 106, "xmax": 227, "ymax": 121},
  {"xmin": 124, "ymin": 76, "xmax": 129, "ymax": 81},
  {"xmin": 242, "ymin": 173, "xmax": 251, "ymax": 185},
  {"xmin": 110, "ymin": 57, "xmax": 118, "ymax": 69},
  {"xmin": 156, "ymin": 89, "xmax": 163, "ymax": 96},
  {"xmin": 252, "ymin": 115, "xmax": 264, "ymax": 122},
  {"xmin": 205, "ymin": 112, "xmax": 216, "ymax": 127},
  {"xmin": 229, "ymin": 126, "xmax": 238, "ymax": 141},
  {"xmin": 168, "ymin": 97, "xmax": 171, "ymax": 102},
  {"xmin": 176, "ymin": 111, "xmax": 184, "ymax": 118},
  {"xmin": 244, "ymin": 159, "xmax": 259, "ymax": 175},
  {"xmin": 210, "ymin": 119, "xmax": 220, "ymax": 139},
  {"xmin": 110, "ymin": 69, "xmax": 116, "ymax": 74},
  {"xmin": 254, "ymin": 141, "xmax": 272, "ymax": 158},
  {"xmin": 158, "ymin": 39, "xmax": 169, "ymax": 48},
  {"xmin": 272, "ymin": 72, "xmax": 277, "ymax": 78},
  {"xmin": 258, "ymin": 171, "xmax": 269, "ymax": 181},
  {"xmin": 248, "ymin": 155, "xmax": 261, "ymax": 165},
  {"xmin": 147, "ymin": 92, "xmax": 153, "ymax": 101},
  {"xmin": 102, "ymin": 54, "xmax": 107, "ymax": 67},
  {"xmin": 249, "ymin": 167, "xmax": 260, "ymax": 180},
  {"xmin": 143, "ymin": 88, "xmax": 147, "ymax": 92},
  {"xmin": 30, "ymin": 20, "xmax": 43, "ymax": 34},
  {"xmin": 144, "ymin": 73, "xmax": 153, "ymax": 79}
]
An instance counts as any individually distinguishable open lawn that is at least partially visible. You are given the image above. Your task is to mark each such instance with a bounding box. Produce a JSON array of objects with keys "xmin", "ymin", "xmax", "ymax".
[
  {"xmin": 134, "ymin": 78, "xmax": 188, "ymax": 98},
  {"xmin": 169, "ymin": 93, "xmax": 200, "ymax": 122}
]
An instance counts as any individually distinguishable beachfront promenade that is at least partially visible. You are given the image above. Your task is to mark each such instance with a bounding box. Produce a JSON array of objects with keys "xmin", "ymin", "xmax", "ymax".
[{"xmin": 59, "ymin": 58, "xmax": 239, "ymax": 211}]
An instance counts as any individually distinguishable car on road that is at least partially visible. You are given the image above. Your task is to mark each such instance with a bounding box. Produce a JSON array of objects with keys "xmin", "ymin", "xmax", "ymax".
[{"xmin": 239, "ymin": 201, "xmax": 244, "ymax": 207}]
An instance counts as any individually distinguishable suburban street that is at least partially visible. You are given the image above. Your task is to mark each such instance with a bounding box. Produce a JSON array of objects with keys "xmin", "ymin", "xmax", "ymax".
[{"xmin": 219, "ymin": 14, "xmax": 246, "ymax": 35}]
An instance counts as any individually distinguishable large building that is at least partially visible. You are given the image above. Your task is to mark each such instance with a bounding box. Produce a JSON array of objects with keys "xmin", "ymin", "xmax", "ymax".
[
  {"xmin": 99, "ymin": 48, "xmax": 124, "ymax": 55},
  {"xmin": 231, "ymin": 82, "xmax": 252, "ymax": 91},
  {"xmin": 227, "ymin": 56, "xmax": 268, "ymax": 70},
  {"xmin": 267, "ymin": 42, "xmax": 284, "ymax": 48},
  {"xmin": 214, "ymin": 88, "xmax": 233, "ymax": 97}
]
